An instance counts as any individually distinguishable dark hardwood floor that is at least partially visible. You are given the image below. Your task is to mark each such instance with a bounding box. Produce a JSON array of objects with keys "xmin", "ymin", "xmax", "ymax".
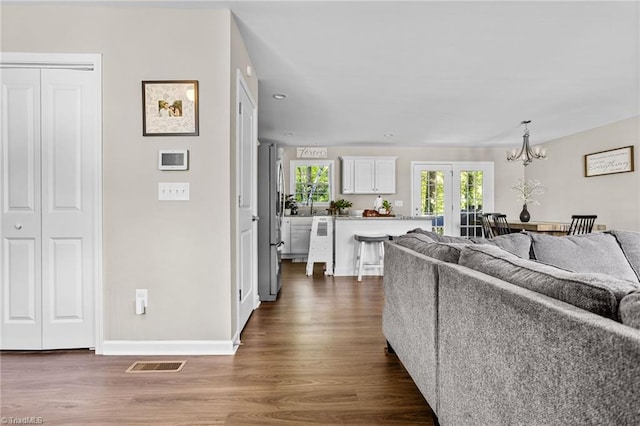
[{"xmin": 1, "ymin": 261, "xmax": 435, "ymax": 425}]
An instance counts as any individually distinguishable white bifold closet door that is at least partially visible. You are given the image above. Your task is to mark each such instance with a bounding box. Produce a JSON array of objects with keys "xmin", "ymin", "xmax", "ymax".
[{"xmin": 1, "ymin": 67, "xmax": 97, "ymax": 350}]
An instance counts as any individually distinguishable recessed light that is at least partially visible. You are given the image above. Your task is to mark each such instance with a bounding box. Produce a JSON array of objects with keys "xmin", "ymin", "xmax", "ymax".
[
  {"xmin": 284, "ymin": 132, "xmax": 294, "ymax": 136},
  {"xmin": 384, "ymin": 133, "xmax": 394, "ymax": 137},
  {"xmin": 273, "ymin": 94, "xmax": 287, "ymax": 100}
]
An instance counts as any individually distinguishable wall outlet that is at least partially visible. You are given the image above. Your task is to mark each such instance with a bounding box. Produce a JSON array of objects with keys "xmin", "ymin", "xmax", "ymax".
[
  {"xmin": 135, "ymin": 289, "xmax": 148, "ymax": 315},
  {"xmin": 394, "ymin": 200, "xmax": 403, "ymax": 207}
]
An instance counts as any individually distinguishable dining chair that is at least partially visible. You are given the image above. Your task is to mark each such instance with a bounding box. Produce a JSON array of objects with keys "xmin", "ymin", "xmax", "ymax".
[
  {"xmin": 491, "ymin": 214, "xmax": 512, "ymax": 236},
  {"xmin": 480, "ymin": 214, "xmax": 495, "ymax": 238},
  {"xmin": 567, "ymin": 215, "xmax": 597, "ymax": 235}
]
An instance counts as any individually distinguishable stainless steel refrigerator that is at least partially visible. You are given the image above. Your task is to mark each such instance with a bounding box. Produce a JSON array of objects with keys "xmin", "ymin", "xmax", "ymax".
[{"xmin": 257, "ymin": 142, "xmax": 284, "ymax": 301}]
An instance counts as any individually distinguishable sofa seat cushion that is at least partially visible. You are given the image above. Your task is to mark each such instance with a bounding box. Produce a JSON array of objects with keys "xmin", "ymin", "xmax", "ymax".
[
  {"xmin": 607, "ymin": 230, "xmax": 640, "ymax": 282},
  {"xmin": 459, "ymin": 244, "xmax": 639, "ymax": 321},
  {"xmin": 395, "ymin": 233, "xmax": 466, "ymax": 263},
  {"xmin": 530, "ymin": 232, "xmax": 639, "ymax": 284},
  {"xmin": 620, "ymin": 291, "xmax": 640, "ymax": 330}
]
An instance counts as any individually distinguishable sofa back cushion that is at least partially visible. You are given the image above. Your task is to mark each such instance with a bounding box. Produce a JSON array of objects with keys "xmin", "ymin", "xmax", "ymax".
[
  {"xmin": 607, "ymin": 230, "xmax": 640, "ymax": 282},
  {"xmin": 407, "ymin": 228, "xmax": 531, "ymax": 259},
  {"xmin": 459, "ymin": 244, "xmax": 639, "ymax": 321},
  {"xmin": 395, "ymin": 233, "xmax": 465, "ymax": 263},
  {"xmin": 620, "ymin": 290, "xmax": 640, "ymax": 330},
  {"xmin": 530, "ymin": 232, "xmax": 639, "ymax": 284},
  {"xmin": 408, "ymin": 228, "xmax": 474, "ymax": 244},
  {"xmin": 472, "ymin": 232, "xmax": 532, "ymax": 259}
]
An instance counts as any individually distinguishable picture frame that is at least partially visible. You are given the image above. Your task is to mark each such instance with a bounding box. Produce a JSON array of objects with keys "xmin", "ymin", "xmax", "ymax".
[
  {"xmin": 584, "ymin": 145, "xmax": 635, "ymax": 177},
  {"xmin": 142, "ymin": 80, "xmax": 199, "ymax": 136}
]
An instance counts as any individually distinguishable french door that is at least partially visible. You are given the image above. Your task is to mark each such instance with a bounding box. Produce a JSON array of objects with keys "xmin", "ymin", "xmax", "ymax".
[
  {"xmin": 412, "ymin": 162, "xmax": 494, "ymax": 237},
  {"xmin": 1, "ymin": 60, "xmax": 99, "ymax": 349}
]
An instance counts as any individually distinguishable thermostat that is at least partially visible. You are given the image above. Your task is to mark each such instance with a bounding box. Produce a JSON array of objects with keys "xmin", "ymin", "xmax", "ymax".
[{"xmin": 159, "ymin": 149, "xmax": 188, "ymax": 170}]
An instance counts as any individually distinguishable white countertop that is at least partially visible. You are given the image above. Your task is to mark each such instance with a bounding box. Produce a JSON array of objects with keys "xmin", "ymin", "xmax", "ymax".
[
  {"xmin": 285, "ymin": 215, "xmax": 436, "ymax": 220},
  {"xmin": 334, "ymin": 215, "xmax": 436, "ymax": 220}
]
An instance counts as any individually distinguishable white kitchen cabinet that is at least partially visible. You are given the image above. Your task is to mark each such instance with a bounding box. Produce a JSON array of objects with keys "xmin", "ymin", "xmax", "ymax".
[
  {"xmin": 341, "ymin": 156, "xmax": 396, "ymax": 194},
  {"xmin": 281, "ymin": 217, "xmax": 291, "ymax": 255},
  {"xmin": 282, "ymin": 216, "xmax": 313, "ymax": 257}
]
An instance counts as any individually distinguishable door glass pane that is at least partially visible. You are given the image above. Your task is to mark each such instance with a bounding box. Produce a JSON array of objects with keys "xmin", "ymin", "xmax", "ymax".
[
  {"xmin": 460, "ymin": 171, "xmax": 484, "ymax": 238},
  {"xmin": 420, "ymin": 170, "xmax": 445, "ymax": 235}
]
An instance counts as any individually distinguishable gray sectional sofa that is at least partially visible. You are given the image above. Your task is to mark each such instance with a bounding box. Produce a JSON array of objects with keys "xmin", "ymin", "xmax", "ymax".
[{"xmin": 383, "ymin": 229, "xmax": 640, "ymax": 426}]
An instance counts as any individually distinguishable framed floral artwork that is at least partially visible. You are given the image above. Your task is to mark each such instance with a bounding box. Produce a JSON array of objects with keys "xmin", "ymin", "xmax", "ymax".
[{"xmin": 142, "ymin": 80, "xmax": 199, "ymax": 136}]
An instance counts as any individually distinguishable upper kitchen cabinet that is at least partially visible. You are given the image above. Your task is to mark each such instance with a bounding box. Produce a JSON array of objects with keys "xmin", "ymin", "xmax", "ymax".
[{"xmin": 341, "ymin": 156, "xmax": 397, "ymax": 194}]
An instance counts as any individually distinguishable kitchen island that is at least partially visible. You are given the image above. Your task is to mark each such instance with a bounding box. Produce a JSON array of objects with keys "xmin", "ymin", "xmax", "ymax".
[{"xmin": 333, "ymin": 216, "xmax": 433, "ymax": 277}]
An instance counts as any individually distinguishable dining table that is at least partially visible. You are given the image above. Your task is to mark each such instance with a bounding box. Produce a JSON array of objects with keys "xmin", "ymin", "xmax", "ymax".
[{"xmin": 507, "ymin": 220, "xmax": 606, "ymax": 236}]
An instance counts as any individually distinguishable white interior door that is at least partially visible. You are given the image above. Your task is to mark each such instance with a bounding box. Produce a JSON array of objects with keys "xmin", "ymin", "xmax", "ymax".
[
  {"xmin": 1, "ymin": 64, "xmax": 98, "ymax": 350},
  {"xmin": 236, "ymin": 72, "xmax": 258, "ymax": 337},
  {"xmin": 1, "ymin": 68, "xmax": 43, "ymax": 349}
]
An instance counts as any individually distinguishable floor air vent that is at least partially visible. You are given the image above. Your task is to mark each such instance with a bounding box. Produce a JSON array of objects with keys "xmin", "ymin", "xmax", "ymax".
[{"xmin": 125, "ymin": 360, "xmax": 186, "ymax": 373}]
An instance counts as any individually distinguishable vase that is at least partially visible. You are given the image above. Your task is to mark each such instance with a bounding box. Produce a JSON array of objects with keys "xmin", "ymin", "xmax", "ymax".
[{"xmin": 519, "ymin": 204, "xmax": 530, "ymax": 223}]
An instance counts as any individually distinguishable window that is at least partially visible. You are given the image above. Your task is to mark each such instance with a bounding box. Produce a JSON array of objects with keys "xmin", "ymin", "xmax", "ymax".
[{"xmin": 290, "ymin": 160, "xmax": 334, "ymax": 205}]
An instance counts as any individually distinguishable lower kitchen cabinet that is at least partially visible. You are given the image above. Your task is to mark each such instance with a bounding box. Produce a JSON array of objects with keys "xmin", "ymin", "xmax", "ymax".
[{"xmin": 282, "ymin": 216, "xmax": 313, "ymax": 258}]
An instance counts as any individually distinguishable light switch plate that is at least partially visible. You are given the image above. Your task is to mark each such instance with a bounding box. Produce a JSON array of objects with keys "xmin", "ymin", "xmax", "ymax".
[{"xmin": 158, "ymin": 182, "xmax": 190, "ymax": 201}]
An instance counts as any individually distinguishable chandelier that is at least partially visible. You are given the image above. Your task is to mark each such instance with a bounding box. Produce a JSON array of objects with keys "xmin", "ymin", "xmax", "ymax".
[{"xmin": 506, "ymin": 120, "xmax": 546, "ymax": 166}]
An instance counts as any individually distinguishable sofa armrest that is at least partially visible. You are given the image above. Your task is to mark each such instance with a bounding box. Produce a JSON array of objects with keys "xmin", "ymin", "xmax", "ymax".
[
  {"xmin": 383, "ymin": 242, "xmax": 442, "ymax": 413},
  {"xmin": 437, "ymin": 262, "xmax": 640, "ymax": 426}
]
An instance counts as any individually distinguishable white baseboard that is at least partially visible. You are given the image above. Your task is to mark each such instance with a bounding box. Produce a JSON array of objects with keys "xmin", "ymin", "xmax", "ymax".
[{"xmin": 100, "ymin": 340, "xmax": 238, "ymax": 356}]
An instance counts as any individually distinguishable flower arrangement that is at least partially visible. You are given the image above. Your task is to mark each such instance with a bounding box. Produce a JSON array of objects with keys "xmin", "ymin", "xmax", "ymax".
[{"xmin": 512, "ymin": 178, "xmax": 545, "ymax": 205}]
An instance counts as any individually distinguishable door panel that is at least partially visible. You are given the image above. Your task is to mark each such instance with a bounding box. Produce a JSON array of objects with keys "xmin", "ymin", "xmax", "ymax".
[
  {"xmin": 239, "ymin": 229, "xmax": 253, "ymax": 310},
  {"xmin": 1, "ymin": 69, "xmax": 42, "ymax": 349},
  {"xmin": 237, "ymin": 74, "xmax": 258, "ymax": 336},
  {"xmin": 49, "ymin": 238, "xmax": 83, "ymax": 320},
  {"xmin": 4, "ymin": 239, "xmax": 38, "ymax": 321},
  {"xmin": 41, "ymin": 69, "xmax": 95, "ymax": 349},
  {"xmin": 413, "ymin": 164, "xmax": 452, "ymax": 235}
]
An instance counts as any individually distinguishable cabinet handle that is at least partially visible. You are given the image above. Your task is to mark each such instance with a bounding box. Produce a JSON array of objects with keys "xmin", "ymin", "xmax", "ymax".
[{"xmin": 15, "ymin": 224, "xmax": 23, "ymax": 230}]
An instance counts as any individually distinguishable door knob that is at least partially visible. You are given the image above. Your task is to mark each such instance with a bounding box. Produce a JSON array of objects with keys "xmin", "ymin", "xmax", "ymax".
[
  {"xmin": 15, "ymin": 224, "xmax": 23, "ymax": 230},
  {"xmin": 252, "ymin": 215, "xmax": 260, "ymax": 222}
]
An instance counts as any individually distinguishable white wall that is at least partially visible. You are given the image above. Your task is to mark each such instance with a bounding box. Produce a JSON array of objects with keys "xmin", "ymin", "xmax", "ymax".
[
  {"xmin": 525, "ymin": 116, "xmax": 640, "ymax": 231},
  {"xmin": 1, "ymin": 5, "xmax": 257, "ymax": 345},
  {"xmin": 281, "ymin": 116, "xmax": 640, "ymax": 231},
  {"xmin": 282, "ymin": 145, "xmax": 523, "ymax": 218}
]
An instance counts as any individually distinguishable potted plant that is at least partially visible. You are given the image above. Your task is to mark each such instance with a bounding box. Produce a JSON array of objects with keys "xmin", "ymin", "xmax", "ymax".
[
  {"xmin": 381, "ymin": 199, "xmax": 393, "ymax": 215},
  {"xmin": 333, "ymin": 198, "xmax": 353, "ymax": 215},
  {"xmin": 284, "ymin": 194, "xmax": 298, "ymax": 216}
]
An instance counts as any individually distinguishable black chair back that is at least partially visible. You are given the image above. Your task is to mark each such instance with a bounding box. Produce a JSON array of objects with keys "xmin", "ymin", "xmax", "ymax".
[
  {"xmin": 492, "ymin": 214, "xmax": 512, "ymax": 236},
  {"xmin": 567, "ymin": 215, "xmax": 597, "ymax": 235},
  {"xmin": 480, "ymin": 214, "xmax": 495, "ymax": 238}
]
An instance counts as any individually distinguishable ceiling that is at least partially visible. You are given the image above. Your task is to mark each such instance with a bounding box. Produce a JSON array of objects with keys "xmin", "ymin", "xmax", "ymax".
[
  {"xmin": 221, "ymin": 1, "xmax": 638, "ymax": 148},
  {"xmin": 101, "ymin": 1, "xmax": 637, "ymax": 148}
]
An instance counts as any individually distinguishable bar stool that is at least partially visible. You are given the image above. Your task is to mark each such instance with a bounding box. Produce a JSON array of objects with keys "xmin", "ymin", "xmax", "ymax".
[{"xmin": 353, "ymin": 234, "xmax": 390, "ymax": 281}]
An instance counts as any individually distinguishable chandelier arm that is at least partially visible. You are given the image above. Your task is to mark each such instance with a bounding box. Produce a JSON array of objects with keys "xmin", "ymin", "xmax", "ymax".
[
  {"xmin": 507, "ymin": 141, "xmax": 526, "ymax": 161},
  {"xmin": 506, "ymin": 120, "xmax": 546, "ymax": 165}
]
